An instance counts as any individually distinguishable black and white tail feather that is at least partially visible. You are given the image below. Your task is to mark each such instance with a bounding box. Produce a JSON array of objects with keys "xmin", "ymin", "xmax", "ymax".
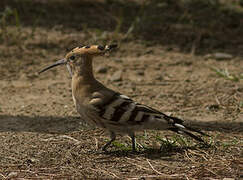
[{"xmin": 92, "ymin": 92, "xmax": 208, "ymax": 151}]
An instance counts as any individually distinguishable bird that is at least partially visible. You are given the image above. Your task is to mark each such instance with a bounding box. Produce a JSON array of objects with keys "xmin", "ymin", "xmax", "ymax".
[{"xmin": 39, "ymin": 44, "xmax": 208, "ymax": 152}]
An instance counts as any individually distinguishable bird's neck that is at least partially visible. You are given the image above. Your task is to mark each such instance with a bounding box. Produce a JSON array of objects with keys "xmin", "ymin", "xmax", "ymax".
[
  {"xmin": 73, "ymin": 56, "xmax": 95, "ymax": 82},
  {"xmin": 71, "ymin": 57, "xmax": 97, "ymax": 100}
]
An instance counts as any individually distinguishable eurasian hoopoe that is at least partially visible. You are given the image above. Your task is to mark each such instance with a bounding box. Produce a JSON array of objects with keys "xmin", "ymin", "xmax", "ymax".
[{"xmin": 39, "ymin": 44, "xmax": 208, "ymax": 151}]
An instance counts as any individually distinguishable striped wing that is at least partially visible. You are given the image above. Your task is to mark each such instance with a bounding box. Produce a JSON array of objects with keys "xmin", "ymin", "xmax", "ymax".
[
  {"xmin": 93, "ymin": 93, "xmax": 174, "ymax": 125},
  {"xmin": 91, "ymin": 92, "xmax": 207, "ymax": 142}
]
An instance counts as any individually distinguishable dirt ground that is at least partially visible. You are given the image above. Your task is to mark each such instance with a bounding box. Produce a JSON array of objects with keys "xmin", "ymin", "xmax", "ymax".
[{"xmin": 0, "ymin": 0, "xmax": 242, "ymax": 179}]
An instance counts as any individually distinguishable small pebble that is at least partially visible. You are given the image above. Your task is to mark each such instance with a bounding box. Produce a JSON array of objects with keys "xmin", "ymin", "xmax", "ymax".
[
  {"xmin": 206, "ymin": 104, "xmax": 220, "ymax": 111},
  {"xmin": 156, "ymin": 93, "xmax": 165, "ymax": 99},
  {"xmin": 114, "ymin": 59, "xmax": 123, "ymax": 63},
  {"xmin": 204, "ymin": 52, "xmax": 233, "ymax": 60},
  {"xmin": 8, "ymin": 172, "xmax": 18, "ymax": 178},
  {"xmin": 96, "ymin": 65, "xmax": 107, "ymax": 73},
  {"xmin": 155, "ymin": 75, "xmax": 163, "ymax": 81},
  {"xmin": 136, "ymin": 70, "xmax": 144, "ymax": 76},
  {"xmin": 110, "ymin": 70, "xmax": 122, "ymax": 82}
]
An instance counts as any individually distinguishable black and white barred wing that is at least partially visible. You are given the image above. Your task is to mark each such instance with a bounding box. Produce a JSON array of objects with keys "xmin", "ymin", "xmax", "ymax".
[
  {"xmin": 92, "ymin": 93, "xmax": 175, "ymax": 128},
  {"xmin": 91, "ymin": 92, "xmax": 207, "ymax": 142}
]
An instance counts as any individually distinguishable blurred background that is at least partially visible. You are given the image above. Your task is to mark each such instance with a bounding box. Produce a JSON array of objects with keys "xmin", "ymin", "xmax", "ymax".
[
  {"xmin": 1, "ymin": 0, "xmax": 243, "ymax": 53},
  {"xmin": 0, "ymin": 0, "xmax": 242, "ymax": 78}
]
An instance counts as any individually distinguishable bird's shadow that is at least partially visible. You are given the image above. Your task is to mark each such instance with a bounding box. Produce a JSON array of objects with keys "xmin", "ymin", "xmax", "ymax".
[
  {"xmin": 94, "ymin": 143, "xmax": 212, "ymax": 159},
  {"xmin": 0, "ymin": 114, "xmax": 242, "ymax": 134},
  {"xmin": 0, "ymin": 114, "xmax": 85, "ymax": 134},
  {"xmin": 0, "ymin": 114, "xmax": 240, "ymax": 158}
]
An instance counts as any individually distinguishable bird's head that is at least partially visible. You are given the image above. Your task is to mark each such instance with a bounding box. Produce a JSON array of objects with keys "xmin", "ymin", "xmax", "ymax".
[{"xmin": 39, "ymin": 44, "xmax": 117, "ymax": 76}]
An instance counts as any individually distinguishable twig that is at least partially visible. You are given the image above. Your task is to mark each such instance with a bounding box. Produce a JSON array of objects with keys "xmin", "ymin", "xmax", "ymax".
[
  {"xmin": 128, "ymin": 174, "xmax": 186, "ymax": 180},
  {"xmin": 126, "ymin": 157, "xmax": 174, "ymax": 170},
  {"xmin": 0, "ymin": 173, "xmax": 6, "ymax": 179},
  {"xmin": 181, "ymin": 106, "xmax": 199, "ymax": 112},
  {"xmin": 94, "ymin": 137, "xmax": 99, "ymax": 151},
  {"xmin": 184, "ymin": 150, "xmax": 197, "ymax": 163},
  {"xmin": 205, "ymin": 168, "xmax": 218, "ymax": 176},
  {"xmin": 89, "ymin": 167, "xmax": 120, "ymax": 179},
  {"xmin": 190, "ymin": 32, "xmax": 202, "ymax": 56},
  {"xmin": 146, "ymin": 159, "xmax": 163, "ymax": 175},
  {"xmin": 125, "ymin": 158, "xmax": 152, "ymax": 172},
  {"xmin": 185, "ymin": 175, "xmax": 190, "ymax": 180},
  {"xmin": 126, "ymin": 158, "xmax": 184, "ymax": 177},
  {"xmin": 59, "ymin": 135, "xmax": 80, "ymax": 144},
  {"xmin": 188, "ymin": 149, "xmax": 209, "ymax": 161},
  {"xmin": 135, "ymin": 83, "xmax": 171, "ymax": 86},
  {"xmin": 0, "ymin": 154, "xmax": 21, "ymax": 162},
  {"xmin": 215, "ymin": 96, "xmax": 221, "ymax": 106}
]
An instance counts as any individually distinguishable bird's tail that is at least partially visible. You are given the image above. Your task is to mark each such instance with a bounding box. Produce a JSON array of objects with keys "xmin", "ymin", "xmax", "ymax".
[{"xmin": 165, "ymin": 115, "xmax": 209, "ymax": 143}]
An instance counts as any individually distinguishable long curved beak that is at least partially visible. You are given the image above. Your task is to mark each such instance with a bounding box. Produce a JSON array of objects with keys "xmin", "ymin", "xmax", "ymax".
[{"xmin": 38, "ymin": 58, "xmax": 66, "ymax": 74}]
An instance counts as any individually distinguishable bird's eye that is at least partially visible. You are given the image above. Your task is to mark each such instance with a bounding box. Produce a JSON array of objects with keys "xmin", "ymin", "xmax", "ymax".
[
  {"xmin": 97, "ymin": 45, "xmax": 104, "ymax": 50},
  {"xmin": 70, "ymin": 56, "xmax": 75, "ymax": 60}
]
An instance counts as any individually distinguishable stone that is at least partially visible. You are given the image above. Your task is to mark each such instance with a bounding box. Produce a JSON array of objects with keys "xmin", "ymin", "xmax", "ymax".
[
  {"xmin": 8, "ymin": 172, "xmax": 18, "ymax": 178},
  {"xmin": 96, "ymin": 65, "xmax": 107, "ymax": 73},
  {"xmin": 156, "ymin": 93, "xmax": 165, "ymax": 99},
  {"xmin": 114, "ymin": 59, "xmax": 123, "ymax": 63},
  {"xmin": 205, "ymin": 52, "xmax": 233, "ymax": 60},
  {"xmin": 110, "ymin": 70, "xmax": 122, "ymax": 82},
  {"xmin": 136, "ymin": 70, "xmax": 144, "ymax": 76},
  {"xmin": 214, "ymin": 53, "xmax": 233, "ymax": 60},
  {"xmin": 155, "ymin": 75, "xmax": 163, "ymax": 81}
]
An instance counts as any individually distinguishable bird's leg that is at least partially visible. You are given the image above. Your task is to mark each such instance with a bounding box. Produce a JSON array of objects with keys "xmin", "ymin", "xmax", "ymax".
[
  {"xmin": 129, "ymin": 133, "xmax": 136, "ymax": 152},
  {"xmin": 102, "ymin": 131, "xmax": 116, "ymax": 151}
]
